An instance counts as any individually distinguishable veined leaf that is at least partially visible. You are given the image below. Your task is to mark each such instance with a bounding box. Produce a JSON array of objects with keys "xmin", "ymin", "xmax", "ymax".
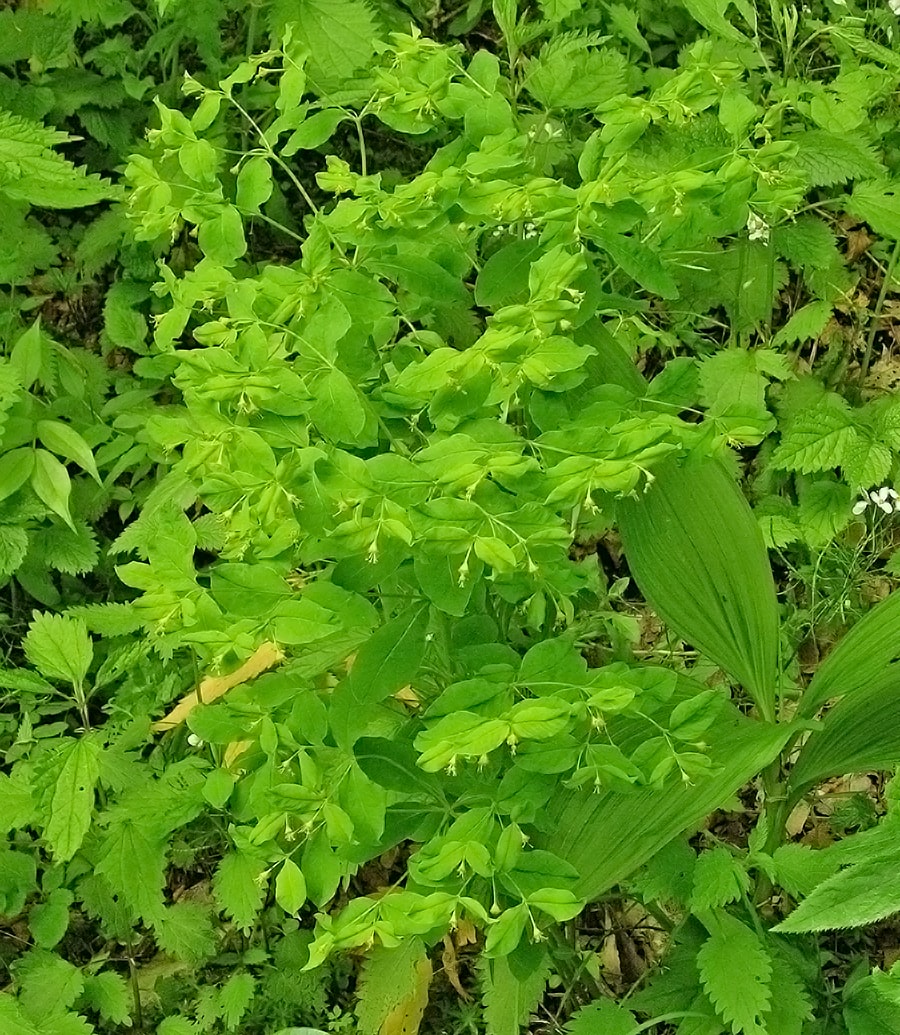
[
  {"xmin": 618, "ymin": 455, "xmax": 779, "ymax": 719},
  {"xmin": 697, "ymin": 911, "xmax": 772, "ymax": 1034},
  {"xmin": 548, "ymin": 710, "xmax": 790, "ymax": 900},
  {"xmin": 45, "ymin": 739, "xmax": 100, "ymax": 862},
  {"xmin": 798, "ymin": 589, "xmax": 900, "ymax": 717},
  {"xmin": 790, "ymin": 673, "xmax": 900, "ymax": 796},
  {"xmin": 774, "ymin": 848, "xmax": 900, "ymax": 934}
]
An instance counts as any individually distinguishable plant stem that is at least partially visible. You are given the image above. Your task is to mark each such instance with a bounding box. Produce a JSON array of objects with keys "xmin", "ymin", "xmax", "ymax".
[{"xmin": 859, "ymin": 239, "xmax": 900, "ymax": 390}]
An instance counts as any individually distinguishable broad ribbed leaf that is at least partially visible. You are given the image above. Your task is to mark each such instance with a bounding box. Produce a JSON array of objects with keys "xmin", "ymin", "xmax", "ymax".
[
  {"xmin": 618, "ymin": 456, "xmax": 779, "ymax": 719},
  {"xmin": 798, "ymin": 590, "xmax": 900, "ymax": 718},
  {"xmin": 547, "ymin": 709, "xmax": 790, "ymax": 900},
  {"xmin": 790, "ymin": 673, "xmax": 900, "ymax": 795}
]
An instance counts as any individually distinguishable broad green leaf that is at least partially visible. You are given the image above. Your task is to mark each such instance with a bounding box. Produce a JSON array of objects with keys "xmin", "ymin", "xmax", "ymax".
[
  {"xmin": 356, "ymin": 939, "xmax": 427, "ymax": 1035},
  {"xmin": 213, "ymin": 849, "xmax": 267, "ymax": 931},
  {"xmin": 23, "ymin": 612, "xmax": 93, "ymax": 686},
  {"xmin": 28, "ymin": 888, "xmax": 73, "ymax": 948},
  {"xmin": 235, "ymin": 155, "xmax": 273, "ymax": 212},
  {"xmin": 283, "ymin": 109, "xmax": 346, "ymax": 156},
  {"xmin": 330, "ymin": 605, "xmax": 430, "ymax": 748},
  {"xmin": 35, "ymin": 419, "xmax": 101, "ymax": 483},
  {"xmin": 844, "ymin": 967, "xmax": 900, "ymax": 1035},
  {"xmin": 475, "ymin": 240, "xmax": 541, "ymax": 308},
  {"xmin": 275, "ymin": 858, "xmax": 307, "ymax": 914},
  {"xmin": 197, "ymin": 205, "xmax": 246, "ymax": 265},
  {"xmin": 30, "ymin": 448, "xmax": 74, "ymax": 528},
  {"xmin": 564, "ymin": 999, "xmax": 638, "ymax": 1035},
  {"xmin": 790, "ymin": 673, "xmax": 900, "ymax": 795},
  {"xmin": 775, "ymin": 848, "xmax": 900, "ymax": 933},
  {"xmin": 80, "ymin": 972, "xmax": 131, "ymax": 1025},
  {"xmin": 45, "ymin": 739, "xmax": 100, "ymax": 861},
  {"xmin": 798, "ymin": 589, "xmax": 900, "ymax": 717},
  {"xmin": 481, "ymin": 948, "xmax": 549, "ymax": 1035},
  {"xmin": 680, "ymin": 0, "xmax": 751, "ymax": 41},
  {"xmin": 618, "ymin": 456, "xmax": 779, "ymax": 719},
  {"xmin": 0, "ymin": 447, "xmax": 35, "ymax": 503},
  {"xmin": 548, "ymin": 711, "xmax": 790, "ymax": 900}
]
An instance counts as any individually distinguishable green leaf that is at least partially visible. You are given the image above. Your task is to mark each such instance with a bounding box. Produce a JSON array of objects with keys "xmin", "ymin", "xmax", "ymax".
[
  {"xmin": 152, "ymin": 902, "xmax": 217, "ymax": 963},
  {"xmin": 219, "ymin": 972, "xmax": 256, "ymax": 1031},
  {"xmin": 235, "ymin": 156, "xmax": 273, "ymax": 213},
  {"xmin": 0, "ymin": 448, "xmax": 35, "ymax": 503},
  {"xmin": 0, "ymin": 848, "xmax": 36, "ymax": 916},
  {"xmin": 330, "ymin": 605, "xmax": 430, "ymax": 747},
  {"xmin": 680, "ymin": 0, "xmax": 751, "ymax": 41},
  {"xmin": 213, "ymin": 849, "xmax": 267, "ymax": 932},
  {"xmin": 485, "ymin": 904, "xmax": 528, "ymax": 957},
  {"xmin": 28, "ymin": 888, "xmax": 73, "ymax": 948},
  {"xmin": 791, "ymin": 131, "xmax": 884, "ymax": 187},
  {"xmin": 80, "ymin": 971, "xmax": 131, "ymax": 1025},
  {"xmin": 23, "ymin": 612, "xmax": 92, "ymax": 687},
  {"xmin": 283, "ymin": 0, "xmax": 379, "ymax": 86},
  {"xmin": 283, "ymin": 110, "xmax": 346, "ymax": 156},
  {"xmin": 197, "ymin": 206, "xmax": 246, "ymax": 265},
  {"xmin": 45, "ymin": 739, "xmax": 100, "ymax": 862},
  {"xmin": 30, "ymin": 448, "xmax": 74, "ymax": 528},
  {"xmin": 564, "ymin": 999, "xmax": 638, "ymax": 1035},
  {"xmin": 95, "ymin": 820, "xmax": 167, "ymax": 925},
  {"xmin": 356, "ymin": 939, "xmax": 427, "ymax": 1035},
  {"xmin": 548, "ymin": 712, "xmax": 790, "ymax": 900},
  {"xmin": 772, "ymin": 300, "xmax": 833, "ymax": 347},
  {"xmin": 308, "ymin": 368, "xmax": 367, "ymax": 444},
  {"xmin": 775, "ymin": 849, "xmax": 900, "ymax": 933},
  {"xmin": 524, "ymin": 37, "xmax": 628, "ymax": 110},
  {"xmin": 35, "ymin": 420, "xmax": 101, "ymax": 483},
  {"xmin": 850, "ymin": 180, "xmax": 900, "ymax": 241},
  {"xmin": 690, "ymin": 846, "xmax": 750, "ymax": 911},
  {"xmin": 617, "ymin": 456, "xmax": 779, "ymax": 718},
  {"xmin": 697, "ymin": 912, "xmax": 772, "ymax": 1034},
  {"xmin": 275, "ymin": 858, "xmax": 307, "ymax": 914},
  {"xmin": 845, "ymin": 966, "xmax": 900, "ymax": 1035},
  {"xmin": 475, "ymin": 240, "xmax": 541, "ymax": 309},
  {"xmin": 481, "ymin": 948, "xmax": 549, "ymax": 1035}
]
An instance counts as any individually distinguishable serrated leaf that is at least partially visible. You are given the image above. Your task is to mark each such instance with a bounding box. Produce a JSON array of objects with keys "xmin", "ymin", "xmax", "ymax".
[
  {"xmin": 771, "ymin": 396, "xmax": 856, "ymax": 475},
  {"xmin": 356, "ymin": 939, "xmax": 428, "ymax": 1035},
  {"xmin": 23, "ymin": 612, "xmax": 92, "ymax": 686},
  {"xmin": 564, "ymin": 999, "xmax": 638, "ymax": 1035},
  {"xmin": 481, "ymin": 949, "xmax": 550, "ymax": 1035},
  {"xmin": 45, "ymin": 739, "xmax": 99, "ymax": 862},
  {"xmin": 844, "ymin": 966, "xmax": 900, "ymax": 1035},
  {"xmin": 95, "ymin": 820, "xmax": 167, "ymax": 925},
  {"xmin": 691, "ymin": 847, "xmax": 750, "ymax": 911},
  {"xmin": 791, "ymin": 131, "xmax": 884, "ymax": 187},
  {"xmin": 80, "ymin": 971, "xmax": 131, "ymax": 1025},
  {"xmin": 213, "ymin": 849, "xmax": 267, "ymax": 932},
  {"xmin": 152, "ymin": 902, "xmax": 218, "ymax": 963},
  {"xmin": 617, "ymin": 456, "xmax": 778, "ymax": 718},
  {"xmin": 772, "ymin": 300, "xmax": 833, "ymax": 347},
  {"xmin": 28, "ymin": 888, "xmax": 73, "ymax": 948},
  {"xmin": 32, "ymin": 523, "xmax": 99, "ymax": 575},
  {"xmin": 0, "ymin": 523, "xmax": 29, "ymax": 578},
  {"xmin": 219, "ymin": 972, "xmax": 256, "ymax": 1031},
  {"xmin": 775, "ymin": 849, "xmax": 900, "ymax": 933},
  {"xmin": 697, "ymin": 912, "xmax": 771, "ymax": 1034},
  {"xmin": 850, "ymin": 180, "xmax": 900, "ymax": 241}
]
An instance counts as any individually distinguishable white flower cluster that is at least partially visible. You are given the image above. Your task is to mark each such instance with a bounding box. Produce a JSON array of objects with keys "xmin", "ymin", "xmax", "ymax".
[
  {"xmin": 746, "ymin": 210, "xmax": 770, "ymax": 243},
  {"xmin": 852, "ymin": 486, "xmax": 899, "ymax": 516},
  {"xmin": 890, "ymin": 0, "xmax": 900, "ymax": 16}
]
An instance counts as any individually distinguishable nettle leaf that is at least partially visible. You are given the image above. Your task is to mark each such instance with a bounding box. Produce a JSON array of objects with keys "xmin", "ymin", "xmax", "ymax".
[
  {"xmin": 618, "ymin": 456, "xmax": 779, "ymax": 717},
  {"xmin": 277, "ymin": 0, "xmax": 380, "ymax": 86},
  {"xmin": 697, "ymin": 912, "xmax": 772, "ymax": 1034},
  {"xmin": 213, "ymin": 849, "xmax": 267, "ymax": 932},
  {"xmin": 480, "ymin": 948, "xmax": 550, "ymax": 1035},
  {"xmin": 45, "ymin": 739, "xmax": 100, "ymax": 862},
  {"xmin": 691, "ymin": 846, "xmax": 750, "ymax": 912},
  {"xmin": 152, "ymin": 902, "xmax": 218, "ymax": 963},
  {"xmin": 790, "ymin": 130, "xmax": 884, "ymax": 187},
  {"xmin": 28, "ymin": 888, "xmax": 73, "ymax": 949},
  {"xmin": 524, "ymin": 34, "xmax": 629, "ymax": 110},
  {"xmin": 850, "ymin": 180, "xmax": 900, "ymax": 240},
  {"xmin": 80, "ymin": 971, "xmax": 131, "ymax": 1026},
  {"xmin": 23, "ymin": 612, "xmax": 93, "ymax": 687},
  {"xmin": 772, "ymin": 300, "xmax": 833, "ymax": 347},
  {"xmin": 775, "ymin": 849, "xmax": 900, "ymax": 934},
  {"xmin": 219, "ymin": 972, "xmax": 256, "ymax": 1031},
  {"xmin": 564, "ymin": 999, "xmax": 638, "ymax": 1035},
  {"xmin": 356, "ymin": 938, "xmax": 427, "ymax": 1035},
  {"xmin": 844, "ymin": 966, "xmax": 900, "ymax": 1035},
  {"xmin": 770, "ymin": 394, "xmax": 856, "ymax": 475}
]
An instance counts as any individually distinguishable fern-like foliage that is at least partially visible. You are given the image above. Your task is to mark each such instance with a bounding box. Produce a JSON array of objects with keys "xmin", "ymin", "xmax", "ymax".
[{"xmin": 0, "ymin": 109, "xmax": 117, "ymax": 209}]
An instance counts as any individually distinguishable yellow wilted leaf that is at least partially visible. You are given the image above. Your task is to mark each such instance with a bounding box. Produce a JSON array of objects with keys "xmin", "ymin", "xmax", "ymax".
[
  {"xmin": 380, "ymin": 958, "xmax": 432, "ymax": 1035},
  {"xmin": 223, "ymin": 739, "xmax": 253, "ymax": 770},
  {"xmin": 151, "ymin": 641, "xmax": 284, "ymax": 732}
]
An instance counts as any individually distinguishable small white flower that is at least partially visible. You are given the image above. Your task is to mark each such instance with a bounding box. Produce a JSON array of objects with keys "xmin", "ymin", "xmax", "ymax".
[
  {"xmin": 746, "ymin": 211, "xmax": 770, "ymax": 243},
  {"xmin": 888, "ymin": 0, "xmax": 899, "ymax": 12},
  {"xmin": 187, "ymin": 733, "xmax": 204, "ymax": 748},
  {"xmin": 852, "ymin": 498, "xmax": 868, "ymax": 516}
]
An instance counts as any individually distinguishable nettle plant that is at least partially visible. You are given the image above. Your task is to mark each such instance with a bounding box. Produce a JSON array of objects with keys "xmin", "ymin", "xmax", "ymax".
[{"xmin": 3, "ymin": 0, "xmax": 900, "ymax": 1032}]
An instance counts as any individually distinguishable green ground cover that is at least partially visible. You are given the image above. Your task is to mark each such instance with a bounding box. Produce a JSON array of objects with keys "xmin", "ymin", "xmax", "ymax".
[{"xmin": 3, "ymin": 0, "xmax": 900, "ymax": 1032}]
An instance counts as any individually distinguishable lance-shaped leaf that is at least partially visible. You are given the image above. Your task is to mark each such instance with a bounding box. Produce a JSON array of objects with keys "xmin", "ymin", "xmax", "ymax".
[
  {"xmin": 547, "ymin": 708, "xmax": 790, "ymax": 901},
  {"xmin": 774, "ymin": 847, "xmax": 900, "ymax": 934},
  {"xmin": 798, "ymin": 589, "xmax": 900, "ymax": 719},
  {"xmin": 618, "ymin": 455, "xmax": 779, "ymax": 719},
  {"xmin": 789, "ymin": 672, "xmax": 900, "ymax": 797}
]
